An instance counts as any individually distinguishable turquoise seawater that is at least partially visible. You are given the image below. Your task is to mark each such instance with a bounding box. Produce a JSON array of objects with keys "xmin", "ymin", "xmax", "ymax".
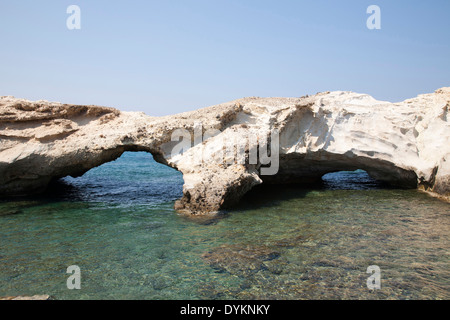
[{"xmin": 0, "ymin": 152, "xmax": 449, "ymax": 300}]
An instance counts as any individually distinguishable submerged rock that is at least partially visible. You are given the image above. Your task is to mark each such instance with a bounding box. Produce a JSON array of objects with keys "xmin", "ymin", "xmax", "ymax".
[
  {"xmin": 0, "ymin": 88, "xmax": 449, "ymax": 213},
  {"xmin": 202, "ymin": 244, "xmax": 281, "ymax": 276}
]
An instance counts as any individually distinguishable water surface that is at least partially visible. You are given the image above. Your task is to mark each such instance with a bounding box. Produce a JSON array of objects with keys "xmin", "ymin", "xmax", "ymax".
[{"xmin": 0, "ymin": 152, "xmax": 448, "ymax": 299}]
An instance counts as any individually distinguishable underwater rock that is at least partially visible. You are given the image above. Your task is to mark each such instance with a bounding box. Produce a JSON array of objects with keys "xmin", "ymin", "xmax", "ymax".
[{"xmin": 202, "ymin": 244, "xmax": 281, "ymax": 276}]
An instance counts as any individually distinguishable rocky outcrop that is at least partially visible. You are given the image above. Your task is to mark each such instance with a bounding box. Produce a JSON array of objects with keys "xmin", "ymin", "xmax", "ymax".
[
  {"xmin": 0, "ymin": 294, "xmax": 51, "ymax": 300},
  {"xmin": 0, "ymin": 88, "xmax": 449, "ymax": 213}
]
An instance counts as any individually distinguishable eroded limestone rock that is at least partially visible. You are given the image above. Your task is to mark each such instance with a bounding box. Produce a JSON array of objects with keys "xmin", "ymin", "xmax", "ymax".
[{"xmin": 0, "ymin": 88, "xmax": 449, "ymax": 213}]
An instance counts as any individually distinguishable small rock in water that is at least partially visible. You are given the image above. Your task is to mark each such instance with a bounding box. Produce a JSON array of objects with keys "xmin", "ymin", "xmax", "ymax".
[
  {"xmin": 0, "ymin": 295, "xmax": 51, "ymax": 300},
  {"xmin": 202, "ymin": 244, "xmax": 280, "ymax": 276}
]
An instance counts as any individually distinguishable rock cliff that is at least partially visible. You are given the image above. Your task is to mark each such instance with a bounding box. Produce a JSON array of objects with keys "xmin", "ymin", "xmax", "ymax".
[{"xmin": 0, "ymin": 88, "xmax": 449, "ymax": 213}]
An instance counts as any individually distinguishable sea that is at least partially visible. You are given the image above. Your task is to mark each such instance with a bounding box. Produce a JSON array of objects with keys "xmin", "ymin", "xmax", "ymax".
[{"xmin": 0, "ymin": 152, "xmax": 448, "ymax": 300}]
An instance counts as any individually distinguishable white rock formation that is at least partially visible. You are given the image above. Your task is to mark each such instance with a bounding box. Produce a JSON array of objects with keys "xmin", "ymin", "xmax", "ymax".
[{"xmin": 0, "ymin": 88, "xmax": 449, "ymax": 213}]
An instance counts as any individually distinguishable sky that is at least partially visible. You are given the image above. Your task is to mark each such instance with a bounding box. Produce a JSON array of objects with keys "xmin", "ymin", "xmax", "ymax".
[{"xmin": 1, "ymin": 0, "xmax": 449, "ymax": 116}]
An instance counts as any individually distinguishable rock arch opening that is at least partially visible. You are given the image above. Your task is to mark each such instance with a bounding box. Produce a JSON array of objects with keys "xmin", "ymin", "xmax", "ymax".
[
  {"xmin": 321, "ymin": 169, "xmax": 388, "ymax": 190},
  {"xmin": 260, "ymin": 152, "xmax": 418, "ymax": 189},
  {"xmin": 46, "ymin": 152, "xmax": 184, "ymax": 205}
]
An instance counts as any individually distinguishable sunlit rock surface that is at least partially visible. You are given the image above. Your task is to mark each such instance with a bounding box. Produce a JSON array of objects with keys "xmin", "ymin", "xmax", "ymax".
[
  {"xmin": 0, "ymin": 294, "xmax": 51, "ymax": 300},
  {"xmin": 0, "ymin": 88, "xmax": 449, "ymax": 213}
]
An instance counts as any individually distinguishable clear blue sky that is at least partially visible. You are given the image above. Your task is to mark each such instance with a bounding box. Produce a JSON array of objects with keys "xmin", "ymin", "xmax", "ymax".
[{"xmin": 1, "ymin": 0, "xmax": 449, "ymax": 116}]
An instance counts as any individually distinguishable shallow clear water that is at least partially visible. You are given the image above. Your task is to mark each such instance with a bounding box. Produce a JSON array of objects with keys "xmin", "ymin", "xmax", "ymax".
[{"xmin": 0, "ymin": 152, "xmax": 449, "ymax": 300}]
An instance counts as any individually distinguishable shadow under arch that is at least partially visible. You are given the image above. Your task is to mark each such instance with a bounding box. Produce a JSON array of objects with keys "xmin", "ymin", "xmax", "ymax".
[{"xmin": 234, "ymin": 169, "xmax": 406, "ymax": 212}]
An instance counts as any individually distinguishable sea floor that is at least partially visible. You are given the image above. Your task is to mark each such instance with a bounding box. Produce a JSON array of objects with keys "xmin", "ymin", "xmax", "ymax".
[{"xmin": 0, "ymin": 152, "xmax": 449, "ymax": 300}]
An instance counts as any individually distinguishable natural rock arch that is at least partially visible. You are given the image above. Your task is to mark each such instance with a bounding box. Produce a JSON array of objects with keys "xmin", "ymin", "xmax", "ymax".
[
  {"xmin": 262, "ymin": 151, "xmax": 418, "ymax": 188},
  {"xmin": 0, "ymin": 88, "xmax": 449, "ymax": 213}
]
